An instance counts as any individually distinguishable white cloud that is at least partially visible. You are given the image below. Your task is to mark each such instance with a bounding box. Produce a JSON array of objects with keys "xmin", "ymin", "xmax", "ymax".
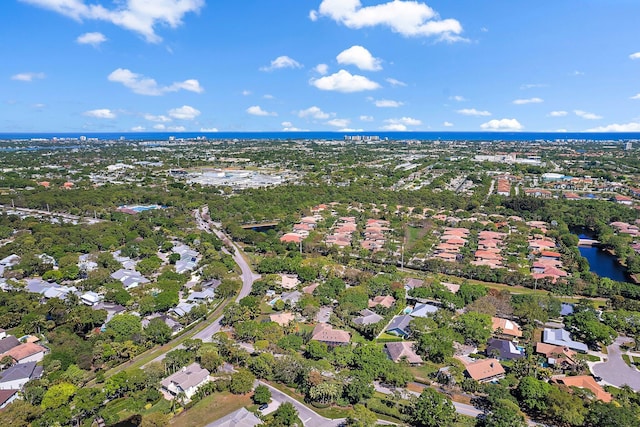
[
  {"xmin": 631, "ymin": 93, "xmax": 640, "ymax": 100},
  {"xmin": 443, "ymin": 121, "xmax": 453, "ymax": 127},
  {"xmin": 260, "ymin": 56, "xmax": 302, "ymax": 71},
  {"xmin": 312, "ymin": 0, "xmax": 465, "ymax": 41},
  {"xmin": 144, "ymin": 114, "xmax": 172, "ymax": 122},
  {"xmin": 282, "ymin": 121, "xmax": 307, "ymax": 131},
  {"xmin": 374, "ymin": 99, "xmax": 403, "ymax": 108},
  {"xmin": 360, "ymin": 115, "xmax": 374, "ymax": 122},
  {"xmin": 548, "ymin": 110, "xmax": 568, "ymax": 117},
  {"xmin": 339, "ymin": 128, "xmax": 364, "ymax": 132},
  {"xmin": 513, "ymin": 97, "xmax": 543, "ymax": 105},
  {"xmin": 311, "ymin": 69, "xmax": 380, "ymax": 93},
  {"xmin": 20, "ymin": 0, "xmax": 204, "ymax": 43},
  {"xmin": 168, "ymin": 126, "xmax": 186, "ymax": 132},
  {"xmin": 574, "ymin": 110, "xmax": 602, "ymax": 120},
  {"xmin": 456, "ymin": 108, "xmax": 491, "ymax": 117},
  {"xmin": 11, "ymin": 72, "xmax": 45, "ymax": 82},
  {"xmin": 83, "ymin": 108, "xmax": 116, "ymax": 119},
  {"xmin": 242, "ymin": 90, "xmax": 252, "ymax": 96},
  {"xmin": 314, "ymin": 64, "xmax": 329, "ymax": 75},
  {"xmin": 385, "ymin": 117, "xmax": 421, "ymax": 126},
  {"xmin": 200, "ymin": 127, "xmax": 218, "ymax": 132},
  {"xmin": 263, "ymin": 94, "xmax": 275, "ymax": 99},
  {"xmin": 386, "ymin": 78, "xmax": 407, "ymax": 87},
  {"xmin": 168, "ymin": 105, "xmax": 200, "ymax": 120},
  {"xmin": 586, "ymin": 122, "xmax": 640, "ymax": 132},
  {"xmin": 327, "ymin": 118, "xmax": 350, "ymax": 128},
  {"xmin": 385, "ymin": 77, "xmax": 407, "ymax": 87},
  {"xmin": 520, "ymin": 83, "xmax": 547, "ymax": 89},
  {"xmin": 108, "ymin": 68, "xmax": 203, "ymax": 96},
  {"xmin": 480, "ymin": 118, "xmax": 523, "ymax": 131},
  {"xmin": 153, "ymin": 124, "xmax": 166, "ymax": 130},
  {"xmin": 76, "ymin": 32, "xmax": 107, "ymax": 47},
  {"xmin": 297, "ymin": 106, "xmax": 332, "ymax": 119},
  {"xmin": 131, "ymin": 126, "xmax": 145, "ymax": 131},
  {"xmin": 571, "ymin": 70, "xmax": 585, "ymax": 76},
  {"xmin": 247, "ymin": 105, "xmax": 277, "ymax": 117},
  {"xmin": 629, "ymin": 52, "xmax": 640, "ymax": 60},
  {"xmin": 449, "ymin": 95, "xmax": 466, "ymax": 102},
  {"xmin": 381, "ymin": 124, "xmax": 407, "ymax": 131},
  {"xmin": 336, "ymin": 45, "xmax": 382, "ymax": 71}
]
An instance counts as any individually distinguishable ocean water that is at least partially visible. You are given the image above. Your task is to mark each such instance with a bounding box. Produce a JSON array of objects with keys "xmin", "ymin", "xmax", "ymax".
[{"xmin": 0, "ymin": 131, "xmax": 639, "ymax": 142}]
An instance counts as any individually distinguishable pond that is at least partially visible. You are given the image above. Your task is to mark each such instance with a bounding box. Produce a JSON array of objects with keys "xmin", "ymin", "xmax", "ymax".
[{"xmin": 573, "ymin": 228, "xmax": 630, "ymax": 283}]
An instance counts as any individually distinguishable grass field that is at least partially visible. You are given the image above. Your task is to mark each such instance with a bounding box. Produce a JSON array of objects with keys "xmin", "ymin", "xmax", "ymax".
[{"xmin": 170, "ymin": 392, "xmax": 253, "ymax": 427}]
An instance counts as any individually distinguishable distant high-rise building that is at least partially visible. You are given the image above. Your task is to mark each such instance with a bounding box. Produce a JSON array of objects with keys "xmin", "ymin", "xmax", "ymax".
[{"xmin": 625, "ymin": 141, "xmax": 632, "ymax": 150}]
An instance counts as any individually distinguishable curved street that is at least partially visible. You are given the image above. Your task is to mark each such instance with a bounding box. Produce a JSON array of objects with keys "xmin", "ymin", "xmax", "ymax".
[
  {"xmin": 592, "ymin": 336, "xmax": 640, "ymax": 391},
  {"xmin": 193, "ymin": 206, "xmax": 260, "ymax": 341}
]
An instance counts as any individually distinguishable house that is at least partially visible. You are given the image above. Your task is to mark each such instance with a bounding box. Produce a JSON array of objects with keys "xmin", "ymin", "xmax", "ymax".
[
  {"xmin": 464, "ymin": 358, "xmax": 505, "ymax": 383},
  {"xmin": 160, "ymin": 363, "xmax": 211, "ymax": 400},
  {"xmin": 410, "ymin": 303, "xmax": 438, "ymax": 318},
  {"xmin": 491, "ymin": 317, "xmax": 523, "ymax": 338},
  {"xmin": 0, "ymin": 389, "xmax": 19, "ymax": 410},
  {"xmin": 368, "ymin": 295, "xmax": 396, "ymax": 309},
  {"xmin": 270, "ymin": 312, "xmax": 295, "ymax": 327},
  {"xmin": 142, "ymin": 315, "xmax": 183, "ymax": 334},
  {"xmin": 0, "ymin": 254, "xmax": 20, "ymax": 268},
  {"xmin": 1, "ymin": 343, "xmax": 48, "ymax": 364},
  {"xmin": 280, "ymin": 233, "xmax": 303, "ymax": 244},
  {"xmin": 280, "ymin": 274, "xmax": 300, "ymax": 290},
  {"xmin": 81, "ymin": 291, "xmax": 102, "ymax": 306},
  {"xmin": 404, "ymin": 278, "xmax": 424, "ymax": 291},
  {"xmin": 302, "ymin": 283, "xmax": 320, "ymax": 295},
  {"xmin": 543, "ymin": 328, "xmax": 588, "ymax": 353},
  {"xmin": 311, "ymin": 323, "xmax": 350, "ymax": 346},
  {"xmin": 93, "ymin": 302, "xmax": 126, "ymax": 323},
  {"xmin": 555, "ymin": 376, "xmax": 612, "ymax": 402},
  {"xmin": 485, "ymin": 338, "xmax": 525, "ymax": 360},
  {"xmin": 613, "ymin": 194, "xmax": 634, "ymax": 205},
  {"xmin": 0, "ymin": 336, "xmax": 20, "ymax": 354},
  {"xmin": 186, "ymin": 289, "xmax": 215, "ymax": 303},
  {"xmin": 535, "ymin": 342, "xmax": 577, "ymax": 367},
  {"xmin": 111, "ymin": 269, "xmax": 149, "ymax": 289},
  {"xmin": 78, "ymin": 254, "xmax": 98, "ymax": 272},
  {"xmin": 385, "ymin": 342, "xmax": 423, "ymax": 365},
  {"xmin": 171, "ymin": 302, "xmax": 196, "ymax": 317},
  {"xmin": 0, "ymin": 361, "xmax": 43, "ymax": 390},
  {"xmin": 207, "ymin": 407, "xmax": 261, "ymax": 427},
  {"xmin": 353, "ymin": 309, "xmax": 383, "ymax": 326},
  {"xmin": 280, "ymin": 290, "xmax": 302, "ymax": 306},
  {"xmin": 385, "ymin": 315, "xmax": 413, "ymax": 338}
]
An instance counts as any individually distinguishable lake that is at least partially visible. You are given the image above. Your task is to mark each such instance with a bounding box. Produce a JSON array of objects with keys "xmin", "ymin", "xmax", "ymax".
[{"xmin": 574, "ymin": 228, "xmax": 630, "ymax": 283}]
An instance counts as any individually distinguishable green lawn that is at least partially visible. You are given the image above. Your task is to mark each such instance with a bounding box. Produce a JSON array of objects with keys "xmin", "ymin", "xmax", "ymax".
[
  {"xmin": 170, "ymin": 392, "xmax": 253, "ymax": 427},
  {"xmin": 266, "ymin": 381, "xmax": 351, "ymax": 419},
  {"xmin": 585, "ymin": 354, "xmax": 601, "ymax": 362}
]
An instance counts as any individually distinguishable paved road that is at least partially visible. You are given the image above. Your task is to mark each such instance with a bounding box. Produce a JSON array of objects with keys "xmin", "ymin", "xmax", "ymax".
[
  {"xmin": 142, "ymin": 208, "xmax": 259, "ymax": 367},
  {"xmin": 0, "ymin": 204, "xmax": 103, "ymax": 224},
  {"xmin": 192, "ymin": 206, "xmax": 260, "ymax": 342},
  {"xmin": 259, "ymin": 382, "xmax": 344, "ymax": 427},
  {"xmin": 592, "ymin": 336, "xmax": 640, "ymax": 391},
  {"xmin": 374, "ymin": 382, "xmax": 483, "ymax": 419}
]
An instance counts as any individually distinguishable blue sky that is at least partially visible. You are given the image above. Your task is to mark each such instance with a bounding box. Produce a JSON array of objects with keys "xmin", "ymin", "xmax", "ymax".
[{"xmin": 2, "ymin": 0, "xmax": 640, "ymax": 133}]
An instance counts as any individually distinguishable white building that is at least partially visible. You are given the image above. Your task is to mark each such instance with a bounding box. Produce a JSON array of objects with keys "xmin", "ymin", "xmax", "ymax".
[{"xmin": 160, "ymin": 363, "xmax": 211, "ymax": 400}]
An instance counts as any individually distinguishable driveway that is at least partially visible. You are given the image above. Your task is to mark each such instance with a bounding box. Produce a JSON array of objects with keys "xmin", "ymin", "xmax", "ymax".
[
  {"xmin": 258, "ymin": 382, "xmax": 343, "ymax": 427},
  {"xmin": 592, "ymin": 336, "xmax": 640, "ymax": 391}
]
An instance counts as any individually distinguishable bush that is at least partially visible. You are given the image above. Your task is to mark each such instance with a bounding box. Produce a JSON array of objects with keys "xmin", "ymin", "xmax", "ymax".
[{"xmin": 365, "ymin": 398, "xmax": 406, "ymax": 421}]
